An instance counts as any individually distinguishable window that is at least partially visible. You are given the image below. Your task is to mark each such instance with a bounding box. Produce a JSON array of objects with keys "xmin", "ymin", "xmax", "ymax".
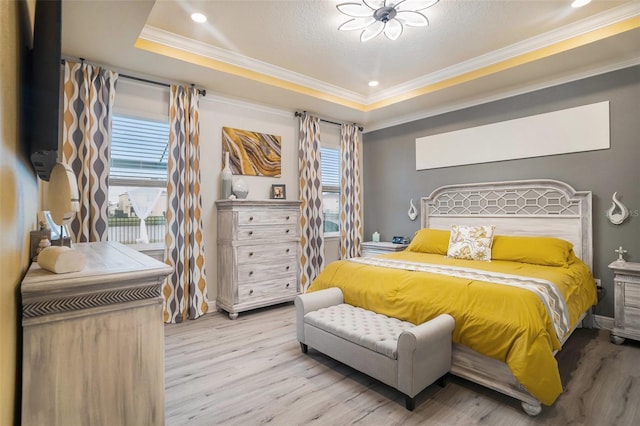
[
  {"xmin": 321, "ymin": 147, "xmax": 340, "ymax": 235},
  {"xmin": 108, "ymin": 115, "xmax": 169, "ymax": 245}
]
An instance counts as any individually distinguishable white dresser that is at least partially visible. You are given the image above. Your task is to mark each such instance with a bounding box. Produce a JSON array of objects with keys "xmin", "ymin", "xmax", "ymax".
[
  {"xmin": 215, "ymin": 199, "xmax": 301, "ymax": 319},
  {"xmin": 609, "ymin": 260, "xmax": 640, "ymax": 344},
  {"xmin": 20, "ymin": 242, "xmax": 172, "ymax": 426}
]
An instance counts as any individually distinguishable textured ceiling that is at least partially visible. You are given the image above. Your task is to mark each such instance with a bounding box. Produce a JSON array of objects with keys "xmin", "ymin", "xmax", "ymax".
[{"xmin": 61, "ymin": 0, "xmax": 640, "ymax": 131}]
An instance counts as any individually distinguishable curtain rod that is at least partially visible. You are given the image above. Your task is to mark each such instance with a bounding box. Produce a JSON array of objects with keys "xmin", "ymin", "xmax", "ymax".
[
  {"xmin": 61, "ymin": 58, "xmax": 206, "ymax": 97},
  {"xmin": 294, "ymin": 111, "xmax": 363, "ymax": 132}
]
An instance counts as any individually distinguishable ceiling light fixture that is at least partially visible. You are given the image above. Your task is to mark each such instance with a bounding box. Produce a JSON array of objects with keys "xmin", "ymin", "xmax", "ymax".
[
  {"xmin": 191, "ymin": 12, "xmax": 207, "ymax": 23},
  {"xmin": 368, "ymin": 80, "xmax": 379, "ymax": 87},
  {"xmin": 337, "ymin": 0, "xmax": 439, "ymax": 42},
  {"xmin": 571, "ymin": 0, "xmax": 592, "ymax": 8}
]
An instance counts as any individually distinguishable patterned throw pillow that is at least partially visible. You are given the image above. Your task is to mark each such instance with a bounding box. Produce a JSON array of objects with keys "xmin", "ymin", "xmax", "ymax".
[{"xmin": 447, "ymin": 225, "xmax": 495, "ymax": 262}]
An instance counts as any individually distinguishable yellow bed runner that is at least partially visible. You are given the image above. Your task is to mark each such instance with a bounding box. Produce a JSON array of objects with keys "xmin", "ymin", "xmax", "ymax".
[{"xmin": 307, "ymin": 251, "xmax": 597, "ymax": 405}]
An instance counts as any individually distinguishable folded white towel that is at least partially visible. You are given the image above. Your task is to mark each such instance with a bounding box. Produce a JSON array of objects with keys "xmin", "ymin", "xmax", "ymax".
[{"xmin": 37, "ymin": 246, "xmax": 86, "ymax": 274}]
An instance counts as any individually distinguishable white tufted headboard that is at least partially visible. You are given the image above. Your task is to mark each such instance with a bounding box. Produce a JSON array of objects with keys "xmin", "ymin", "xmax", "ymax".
[{"xmin": 421, "ymin": 179, "xmax": 593, "ymax": 270}]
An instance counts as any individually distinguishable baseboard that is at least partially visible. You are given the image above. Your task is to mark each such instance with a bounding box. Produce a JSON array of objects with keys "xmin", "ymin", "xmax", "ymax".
[{"xmin": 592, "ymin": 315, "xmax": 614, "ymax": 331}]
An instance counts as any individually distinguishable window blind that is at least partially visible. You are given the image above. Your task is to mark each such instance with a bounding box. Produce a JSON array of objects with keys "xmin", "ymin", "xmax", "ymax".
[
  {"xmin": 110, "ymin": 115, "xmax": 169, "ymax": 182},
  {"xmin": 320, "ymin": 147, "xmax": 340, "ymax": 189}
]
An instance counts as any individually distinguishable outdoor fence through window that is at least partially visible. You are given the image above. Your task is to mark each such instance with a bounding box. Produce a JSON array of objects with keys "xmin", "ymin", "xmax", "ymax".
[{"xmin": 108, "ymin": 216, "xmax": 166, "ymax": 245}]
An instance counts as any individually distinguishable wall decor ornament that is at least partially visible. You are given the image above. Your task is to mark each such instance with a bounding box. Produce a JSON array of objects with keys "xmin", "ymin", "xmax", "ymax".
[
  {"xmin": 408, "ymin": 199, "xmax": 418, "ymax": 221},
  {"xmin": 606, "ymin": 192, "xmax": 630, "ymax": 225},
  {"xmin": 222, "ymin": 127, "xmax": 281, "ymax": 177}
]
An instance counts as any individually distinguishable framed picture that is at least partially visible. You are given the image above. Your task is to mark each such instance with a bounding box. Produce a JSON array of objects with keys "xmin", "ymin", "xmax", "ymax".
[
  {"xmin": 271, "ymin": 184, "xmax": 286, "ymax": 200},
  {"xmin": 222, "ymin": 127, "xmax": 282, "ymax": 177}
]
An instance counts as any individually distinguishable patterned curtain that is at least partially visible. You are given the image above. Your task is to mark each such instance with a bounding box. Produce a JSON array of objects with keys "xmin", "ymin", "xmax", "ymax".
[
  {"xmin": 298, "ymin": 112, "xmax": 325, "ymax": 290},
  {"xmin": 163, "ymin": 85, "xmax": 209, "ymax": 323},
  {"xmin": 61, "ymin": 60, "xmax": 117, "ymax": 242},
  {"xmin": 339, "ymin": 124, "xmax": 363, "ymax": 259}
]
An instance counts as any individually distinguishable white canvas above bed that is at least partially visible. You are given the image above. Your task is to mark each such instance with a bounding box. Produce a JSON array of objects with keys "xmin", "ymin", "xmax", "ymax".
[
  {"xmin": 421, "ymin": 179, "xmax": 592, "ymax": 270},
  {"xmin": 415, "ymin": 102, "xmax": 609, "ymax": 170}
]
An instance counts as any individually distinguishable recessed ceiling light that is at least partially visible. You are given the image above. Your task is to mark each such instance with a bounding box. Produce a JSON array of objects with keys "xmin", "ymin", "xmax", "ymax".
[
  {"xmin": 191, "ymin": 13, "xmax": 207, "ymax": 23},
  {"xmin": 368, "ymin": 81, "xmax": 379, "ymax": 87},
  {"xmin": 571, "ymin": 0, "xmax": 591, "ymax": 8}
]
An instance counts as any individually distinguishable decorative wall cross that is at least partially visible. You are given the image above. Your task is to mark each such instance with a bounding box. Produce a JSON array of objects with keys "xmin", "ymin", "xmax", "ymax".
[{"xmin": 615, "ymin": 246, "xmax": 627, "ymax": 262}]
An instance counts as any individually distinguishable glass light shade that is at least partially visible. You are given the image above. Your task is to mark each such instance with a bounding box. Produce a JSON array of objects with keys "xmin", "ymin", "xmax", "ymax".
[
  {"xmin": 396, "ymin": 11, "xmax": 429, "ymax": 27},
  {"xmin": 338, "ymin": 17, "xmax": 376, "ymax": 31},
  {"xmin": 361, "ymin": 21, "xmax": 385, "ymax": 42},
  {"xmin": 337, "ymin": 0, "xmax": 438, "ymax": 41},
  {"xmin": 384, "ymin": 19, "xmax": 403, "ymax": 41}
]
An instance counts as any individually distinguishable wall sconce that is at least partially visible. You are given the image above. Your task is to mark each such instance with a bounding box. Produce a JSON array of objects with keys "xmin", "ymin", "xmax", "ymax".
[
  {"xmin": 606, "ymin": 192, "xmax": 629, "ymax": 225},
  {"xmin": 408, "ymin": 199, "xmax": 418, "ymax": 221}
]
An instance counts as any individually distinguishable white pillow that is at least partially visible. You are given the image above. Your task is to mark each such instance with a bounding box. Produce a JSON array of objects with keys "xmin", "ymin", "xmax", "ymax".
[{"xmin": 447, "ymin": 225, "xmax": 495, "ymax": 262}]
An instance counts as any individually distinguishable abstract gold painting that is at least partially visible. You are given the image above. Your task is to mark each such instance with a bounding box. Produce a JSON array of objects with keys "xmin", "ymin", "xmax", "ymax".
[{"xmin": 222, "ymin": 127, "xmax": 281, "ymax": 177}]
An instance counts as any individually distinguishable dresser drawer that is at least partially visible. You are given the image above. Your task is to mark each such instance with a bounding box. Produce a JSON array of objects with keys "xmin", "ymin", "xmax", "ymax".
[
  {"xmin": 237, "ymin": 243, "xmax": 297, "ymax": 263},
  {"xmin": 237, "ymin": 258, "xmax": 298, "ymax": 284},
  {"xmin": 238, "ymin": 277, "xmax": 298, "ymax": 303},
  {"xmin": 234, "ymin": 225, "xmax": 298, "ymax": 241},
  {"xmin": 623, "ymin": 306, "xmax": 640, "ymax": 330},
  {"xmin": 625, "ymin": 284, "xmax": 640, "ymax": 309},
  {"xmin": 237, "ymin": 209, "xmax": 298, "ymax": 226}
]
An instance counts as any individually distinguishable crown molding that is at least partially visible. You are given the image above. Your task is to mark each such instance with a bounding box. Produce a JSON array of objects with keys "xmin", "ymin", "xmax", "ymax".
[
  {"xmin": 140, "ymin": 3, "xmax": 640, "ymax": 111},
  {"xmin": 368, "ymin": 2, "xmax": 640, "ymax": 104},
  {"xmin": 365, "ymin": 57, "xmax": 640, "ymax": 133},
  {"xmin": 139, "ymin": 25, "xmax": 367, "ymax": 105}
]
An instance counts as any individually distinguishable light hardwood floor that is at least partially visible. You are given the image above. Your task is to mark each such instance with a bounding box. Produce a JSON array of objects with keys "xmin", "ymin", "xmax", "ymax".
[{"xmin": 165, "ymin": 303, "xmax": 640, "ymax": 425}]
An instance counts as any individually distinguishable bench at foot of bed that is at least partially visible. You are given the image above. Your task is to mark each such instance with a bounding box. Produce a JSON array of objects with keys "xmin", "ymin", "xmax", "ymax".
[{"xmin": 295, "ymin": 287, "xmax": 455, "ymax": 411}]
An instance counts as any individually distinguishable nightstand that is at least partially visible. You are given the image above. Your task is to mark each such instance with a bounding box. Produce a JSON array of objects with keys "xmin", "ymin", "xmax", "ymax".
[
  {"xmin": 361, "ymin": 241, "xmax": 409, "ymax": 257},
  {"xmin": 609, "ymin": 260, "xmax": 640, "ymax": 344}
]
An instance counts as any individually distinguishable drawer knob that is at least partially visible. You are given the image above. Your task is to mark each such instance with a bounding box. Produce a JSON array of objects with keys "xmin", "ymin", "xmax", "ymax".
[
  {"xmin": 286, "ymin": 248, "xmax": 290, "ymax": 253},
  {"xmin": 249, "ymin": 216, "xmax": 254, "ymax": 221},
  {"xmin": 286, "ymin": 283, "xmax": 290, "ymax": 288},
  {"xmin": 249, "ymin": 289, "xmax": 254, "ymax": 295},
  {"xmin": 249, "ymin": 252, "xmax": 253, "ymax": 257},
  {"xmin": 285, "ymin": 229, "xmax": 290, "ymax": 234},
  {"xmin": 286, "ymin": 265, "xmax": 290, "ymax": 270},
  {"xmin": 286, "ymin": 215, "xmax": 290, "ymax": 220},
  {"xmin": 248, "ymin": 231, "xmax": 253, "ymax": 236},
  {"xmin": 249, "ymin": 271, "xmax": 254, "ymax": 276}
]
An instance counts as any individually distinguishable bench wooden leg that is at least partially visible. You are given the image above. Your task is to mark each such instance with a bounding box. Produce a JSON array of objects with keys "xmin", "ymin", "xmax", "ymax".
[
  {"xmin": 437, "ymin": 374, "xmax": 447, "ymax": 388},
  {"xmin": 300, "ymin": 342, "xmax": 308, "ymax": 353},
  {"xmin": 405, "ymin": 395, "xmax": 415, "ymax": 411}
]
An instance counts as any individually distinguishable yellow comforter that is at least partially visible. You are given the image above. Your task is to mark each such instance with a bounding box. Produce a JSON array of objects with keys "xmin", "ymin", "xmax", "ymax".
[{"xmin": 307, "ymin": 251, "xmax": 597, "ymax": 405}]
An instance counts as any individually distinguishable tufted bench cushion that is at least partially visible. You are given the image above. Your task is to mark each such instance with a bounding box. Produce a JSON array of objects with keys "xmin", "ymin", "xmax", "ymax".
[
  {"xmin": 295, "ymin": 287, "xmax": 455, "ymax": 411},
  {"xmin": 304, "ymin": 304, "xmax": 416, "ymax": 359}
]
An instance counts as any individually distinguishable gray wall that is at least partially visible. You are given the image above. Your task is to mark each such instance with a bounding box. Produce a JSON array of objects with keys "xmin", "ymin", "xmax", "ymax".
[{"xmin": 363, "ymin": 65, "xmax": 640, "ymax": 318}]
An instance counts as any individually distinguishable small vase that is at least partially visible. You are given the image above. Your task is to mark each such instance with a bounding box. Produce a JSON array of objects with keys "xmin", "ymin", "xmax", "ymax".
[
  {"xmin": 221, "ymin": 152, "xmax": 232, "ymax": 199},
  {"xmin": 232, "ymin": 178, "xmax": 249, "ymax": 199}
]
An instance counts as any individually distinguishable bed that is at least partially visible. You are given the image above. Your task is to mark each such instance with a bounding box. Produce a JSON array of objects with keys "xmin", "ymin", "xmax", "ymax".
[{"xmin": 307, "ymin": 179, "xmax": 597, "ymax": 415}]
